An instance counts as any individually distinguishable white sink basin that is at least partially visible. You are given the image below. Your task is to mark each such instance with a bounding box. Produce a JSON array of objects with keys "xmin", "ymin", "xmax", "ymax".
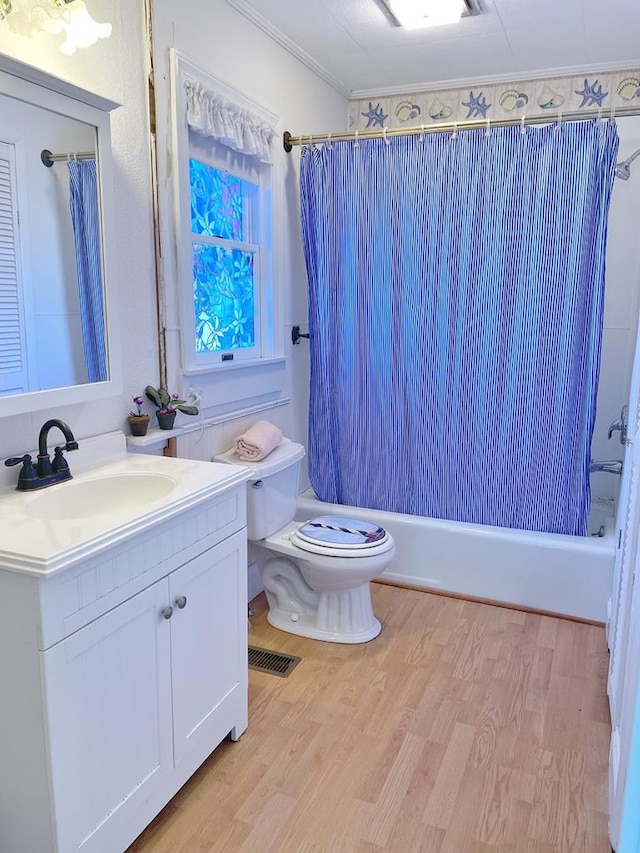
[
  {"xmin": 25, "ymin": 472, "xmax": 177, "ymax": 521},
  {"xmin": 0, "ymin": 431, "xmax": 250, "ymax": 574}
]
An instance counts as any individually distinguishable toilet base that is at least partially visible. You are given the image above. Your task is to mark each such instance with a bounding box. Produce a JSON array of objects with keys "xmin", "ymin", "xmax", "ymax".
[
  {"xmin": 266, "ymin": 608, "xmax": 381, "ymax": 644},
  {"xmin": 264, "ymin": 582, "xmax": 382, "ymax": 644}
]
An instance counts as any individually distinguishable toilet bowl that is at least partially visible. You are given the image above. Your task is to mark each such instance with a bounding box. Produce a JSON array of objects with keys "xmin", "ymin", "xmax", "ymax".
[{"xmin": 214, "ymin": 440, "xmax": 396, "ymax": 644}]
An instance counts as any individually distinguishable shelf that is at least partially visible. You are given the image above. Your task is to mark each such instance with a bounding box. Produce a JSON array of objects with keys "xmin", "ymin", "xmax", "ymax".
[{"xmin": 126, "ymin": 426, "xmax": 185, "ymax": 451}]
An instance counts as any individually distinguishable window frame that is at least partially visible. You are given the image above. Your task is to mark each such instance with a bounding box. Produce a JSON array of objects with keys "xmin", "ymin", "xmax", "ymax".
[{"xmin": 171, "ymin": 54, "xmax": 280, "ymax": 377}]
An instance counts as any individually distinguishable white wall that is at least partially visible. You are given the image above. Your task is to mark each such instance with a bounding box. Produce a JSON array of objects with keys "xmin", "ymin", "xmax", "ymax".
[{"xmin": 150, "ymin": 0, "xmax": 346, "ymax": 460}]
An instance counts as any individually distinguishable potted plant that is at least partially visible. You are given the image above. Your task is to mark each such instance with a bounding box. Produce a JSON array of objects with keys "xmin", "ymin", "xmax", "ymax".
[
  {"xmin": 145, "ymin": 386, "xmax": 199, "ymax": 430},
  {"xmin": 127, "ymin": 395, "xmax": 151, "ymax": 436}
]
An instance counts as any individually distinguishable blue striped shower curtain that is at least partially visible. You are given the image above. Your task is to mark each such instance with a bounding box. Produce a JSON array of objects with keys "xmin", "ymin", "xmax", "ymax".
[
  {"xmin": 300, "ymin": 121, "xmax": 619, "ymax": 535},
  {"xmin": 68, "ymin": 159, "xmax": 107, "ymax": 383}
]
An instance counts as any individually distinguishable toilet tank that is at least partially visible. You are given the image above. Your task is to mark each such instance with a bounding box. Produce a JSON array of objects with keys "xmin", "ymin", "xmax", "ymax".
[{"xmin": 213, "ymin": 440, "xmax": 306, "ymax": 540}]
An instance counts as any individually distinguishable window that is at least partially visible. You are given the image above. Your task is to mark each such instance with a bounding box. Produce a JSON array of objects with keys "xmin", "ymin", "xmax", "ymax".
[
  {"xmin": 190, "ymin": 157, "xmax": 261, "ymax": 358},
  {"xmin": 173, "ymin": 57, "xmax": 279, "ymax": 375}
]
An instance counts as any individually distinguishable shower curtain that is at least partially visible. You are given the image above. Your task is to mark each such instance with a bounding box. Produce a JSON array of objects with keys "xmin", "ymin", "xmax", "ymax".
[
  {"xmin": 68, "ymin": 159, "xmax": 107, "ymax": 383},
  {"xmin": 300, "ymin": 121, "xmax": 619, "ymax": 536}
]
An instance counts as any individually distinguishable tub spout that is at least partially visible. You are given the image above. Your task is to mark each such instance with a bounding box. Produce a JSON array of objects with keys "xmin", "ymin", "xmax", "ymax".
[{"xmin": 590, "ymin": 460, "xmax": 623, "ymax": 475}]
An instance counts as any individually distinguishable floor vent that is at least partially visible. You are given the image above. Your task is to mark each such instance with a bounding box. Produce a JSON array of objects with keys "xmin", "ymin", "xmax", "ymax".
[{"xmin": 248, "ymin": 646, "xmax": 301, "ymax": 678}]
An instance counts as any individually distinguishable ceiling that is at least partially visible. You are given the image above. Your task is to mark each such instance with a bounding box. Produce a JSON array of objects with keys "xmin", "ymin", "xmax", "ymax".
[{"xmin": 226, "ymin": 0, "xmax": 640, "ymax": 96}]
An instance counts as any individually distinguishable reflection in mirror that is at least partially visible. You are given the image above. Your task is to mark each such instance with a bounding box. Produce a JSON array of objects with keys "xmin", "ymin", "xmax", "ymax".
[{"xmin": 0, "ymin": 95, "xmax": 107, "ymax": 396}]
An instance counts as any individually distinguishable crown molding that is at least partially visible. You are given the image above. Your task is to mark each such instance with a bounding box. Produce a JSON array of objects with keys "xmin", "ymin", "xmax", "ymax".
[{"xmin": 224, "ymin": 0, "xmax": 351, "ymax": 98}]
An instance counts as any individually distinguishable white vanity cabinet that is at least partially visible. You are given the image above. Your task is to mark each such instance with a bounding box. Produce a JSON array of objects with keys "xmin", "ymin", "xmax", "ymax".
[{"xmin": 0, "ymin": 479, "xmax": 248, "ymax": 853}]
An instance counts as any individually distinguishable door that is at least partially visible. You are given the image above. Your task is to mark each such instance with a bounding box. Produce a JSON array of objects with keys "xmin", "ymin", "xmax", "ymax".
[
  {"xmin": 616, "ymin": 675, "xmax": 640, "ymax": 853},
  {"xmin": 610, "ymin": 540, "xmax": 640, "ymax": 851},
  {"xmin": 607, "ymin": 397, "xmax": 640, "ymax": 720},
  {"xmin": 609, "ymin": 321, "xmax": 640, "ymax": 851},
  {"xmin": 43, "ymin": 579, "xmax": 173, "ymax": 852},
  {"xmin": 170, "ymin": 530, "xmax": 248, "ymax": 766},
  {"xmin": 0, "ymin": 140, "xmax": 31, "ymax": 394}
]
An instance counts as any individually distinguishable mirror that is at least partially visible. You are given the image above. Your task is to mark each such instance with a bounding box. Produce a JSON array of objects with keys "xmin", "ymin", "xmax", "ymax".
[{"xmin": 0, "ymin": 55, "xmax": 121, "ymax": 417}]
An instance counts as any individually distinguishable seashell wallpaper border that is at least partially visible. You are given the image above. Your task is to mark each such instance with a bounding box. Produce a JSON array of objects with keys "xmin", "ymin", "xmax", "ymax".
[{"xmin": 348, "ymin": 70, "xmax": 640, "ymax": 131}]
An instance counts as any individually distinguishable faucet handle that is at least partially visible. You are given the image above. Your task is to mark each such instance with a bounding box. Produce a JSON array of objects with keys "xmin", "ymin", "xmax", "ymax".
[
  {"xmin": 4, "ymin": 454, "xmax": 39, "ymax": 490},
  {"xmin": 608, "ymin": 419, "xmax": 624, "ymax": 440},
  {"xmin": 52, "ymin": 447, "xmax": 70, "ymax": 474},
  {"xmin": 608, "ymin": 406, "xmax": 629, "ymax": 444},
  {"xmin": 5, "ymin": 454, "xmax": 31, "ymax": 468}
]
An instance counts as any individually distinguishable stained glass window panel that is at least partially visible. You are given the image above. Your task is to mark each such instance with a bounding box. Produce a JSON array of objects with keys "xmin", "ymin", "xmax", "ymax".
[
  {"xmin": 190, "ymin": 159, "xmax": 245, "ymax": 241},
  {"xmin": 193, "ymin": 243, "xmax": 255, "ymax": 352}
]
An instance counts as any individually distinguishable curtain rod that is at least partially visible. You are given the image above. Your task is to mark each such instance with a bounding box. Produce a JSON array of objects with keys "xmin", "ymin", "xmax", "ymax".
[
  {"xmin": 40, "ymin": 148, "xmax": 96, "ymax": 167},
  {"xmin": 283, "ymin": 104, "xmax": 640, "ymax": 152}
]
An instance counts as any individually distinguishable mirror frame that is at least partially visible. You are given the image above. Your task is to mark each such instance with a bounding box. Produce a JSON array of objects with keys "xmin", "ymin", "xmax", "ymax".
[{"xmin": 0, "ymin": 54, "xmax": 122, "ymax": 417}]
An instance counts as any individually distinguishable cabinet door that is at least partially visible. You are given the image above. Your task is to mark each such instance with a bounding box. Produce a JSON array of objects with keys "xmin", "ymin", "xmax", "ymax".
[
  {"xmin": 170, "ymin": 529, "xmax": 248, "ymax": 767},
  {"xmin": 42, "ymin": 579, "xmax": 173, "ymax": 853}
]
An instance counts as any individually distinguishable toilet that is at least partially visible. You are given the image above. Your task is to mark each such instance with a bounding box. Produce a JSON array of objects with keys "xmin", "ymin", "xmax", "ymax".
[{"xmin": 215, "ymin": 439, "xmax": 396, "ymax": 643}]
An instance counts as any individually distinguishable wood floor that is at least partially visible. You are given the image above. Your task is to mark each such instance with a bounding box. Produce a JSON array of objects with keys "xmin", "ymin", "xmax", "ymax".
[{"xmin": 128, "ymin": 584, "xmax": 611, "ymax": 853}]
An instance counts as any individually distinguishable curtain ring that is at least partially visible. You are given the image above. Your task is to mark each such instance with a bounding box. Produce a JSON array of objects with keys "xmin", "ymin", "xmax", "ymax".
[
  {"xmin": 451, "ymin": 121, "xmax": 457, "ymax": 141},
  {"xmin": 485, "ymin": 117, "xmax": 491, "ymax": 137},
  {"xmin": 419, "ymin": 123, "xmax": 426, "ymax": 142},
  {"xmin": 555, "ymin": 110, "xmax": 563, "ymax": 131},
  {"xmin": 610, "ymin": 103, "xmax": 616, "ymax": 125},
  {"xmin": 354, "ymin": 129, "xmax": 360, "ymax": 148},
  {"xmin": 326, "ymin": 132, "xmax": 333, "ymax": 150},
  {"xmin": 383, "ymin": 127, "xmax": 390, "ymax": 145},
  {"xmin": 520, "ymin": 115, "xmax": 526, "ymax": 135}
]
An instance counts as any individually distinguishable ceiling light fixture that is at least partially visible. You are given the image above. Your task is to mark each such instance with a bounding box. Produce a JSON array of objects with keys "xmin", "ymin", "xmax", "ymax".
[
  {"xmin": 0, "ymin": 0, "xmax": 111, "ymax": 54},
  {"xmin": 375, "ymin": 0, "xmax": 480, "ymax": 29}
]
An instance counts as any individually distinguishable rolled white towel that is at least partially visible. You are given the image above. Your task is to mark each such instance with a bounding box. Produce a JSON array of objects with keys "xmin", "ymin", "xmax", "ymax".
[{"xmin": 234, "ymin": 420, "xmax": 283, "ymax": 461}]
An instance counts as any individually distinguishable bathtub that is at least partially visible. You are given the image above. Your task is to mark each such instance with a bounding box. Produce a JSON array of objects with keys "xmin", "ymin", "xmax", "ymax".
[{"xmin": 296, "ymin": 490, "xmax": 615, "ymax": 622}]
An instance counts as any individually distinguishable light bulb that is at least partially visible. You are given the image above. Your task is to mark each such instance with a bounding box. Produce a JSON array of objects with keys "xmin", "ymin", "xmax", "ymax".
[
  {"xmin": 0, "ymin": 0, "xmax": 111, "ymax": 52},
  {"xmin": 58, "ymin": 1, "xmax": 111, "ymax": 54}
]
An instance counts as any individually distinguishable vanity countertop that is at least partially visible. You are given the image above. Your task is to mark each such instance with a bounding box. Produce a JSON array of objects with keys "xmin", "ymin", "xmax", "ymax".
[{"xmin": 0, "ymin": 451, "xmax": 249, "ymax": 577}]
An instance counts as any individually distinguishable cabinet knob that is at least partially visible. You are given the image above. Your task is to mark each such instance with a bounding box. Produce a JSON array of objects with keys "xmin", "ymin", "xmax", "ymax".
[
  {"xmin": 175, "ymin": 595, "xmax": 187, "ymax": 610},
  {"xmin": 161, "ymin": 606, "xmax": 174, "ymax": 620}
]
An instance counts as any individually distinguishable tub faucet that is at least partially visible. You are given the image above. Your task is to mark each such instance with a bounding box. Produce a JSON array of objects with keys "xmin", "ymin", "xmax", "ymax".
[
  {"xmin": 4, "ymin": 419, "xmax": 79, "ymax": 491},
  {"xmin": 590, "ymin": 460, "xmax": 623, "ymax": 475}
]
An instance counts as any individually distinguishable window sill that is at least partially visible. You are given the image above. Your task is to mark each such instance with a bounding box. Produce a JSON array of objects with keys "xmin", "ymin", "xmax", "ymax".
[{"xmin": 182, "ymin": 355, "xmax": 287, "ymax": 375}]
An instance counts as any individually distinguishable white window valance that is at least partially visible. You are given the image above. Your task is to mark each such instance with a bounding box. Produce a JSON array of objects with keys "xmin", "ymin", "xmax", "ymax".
[{"xmin": 184, "ymin": 78, "xmax": 276, "ymax": 164}]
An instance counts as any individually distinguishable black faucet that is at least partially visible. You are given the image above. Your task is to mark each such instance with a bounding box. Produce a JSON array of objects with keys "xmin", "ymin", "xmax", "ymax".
[
  {"xmin": 4, "ymin": 419, "xmax": 79, "ymax": 491},
  {"xmin": 37, "ymin": 419, "xmax": 79, "ymax": 476}
]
